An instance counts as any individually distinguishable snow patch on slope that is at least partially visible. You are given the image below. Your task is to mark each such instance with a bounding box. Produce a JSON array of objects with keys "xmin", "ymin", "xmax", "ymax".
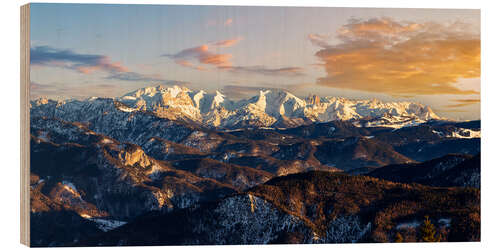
[{"xmin": 448, "ymin": 128, "xmax": 480, "ymax": 139}]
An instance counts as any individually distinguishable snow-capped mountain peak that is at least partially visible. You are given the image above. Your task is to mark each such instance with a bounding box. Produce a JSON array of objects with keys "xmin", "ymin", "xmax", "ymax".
[
  {"xmin": 33, "ymin": 85, "xmax": 442, "ymax": 129},
  {"xmin": 213, "ymin": 91, "xmax": 226, "ymax": 108},
  {"xmin": 121, "ymin": 85, "xmax": 191, "ymax": 100}
]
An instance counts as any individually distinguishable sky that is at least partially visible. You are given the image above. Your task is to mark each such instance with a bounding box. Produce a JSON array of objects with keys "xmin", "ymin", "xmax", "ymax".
[{"xmin": 29, "ymin": 3, "xmax": 480, "ymax": 120}]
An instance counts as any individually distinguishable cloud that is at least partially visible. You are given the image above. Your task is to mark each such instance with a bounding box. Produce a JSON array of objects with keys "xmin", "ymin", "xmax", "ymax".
[
  {"xmin": 30, "ymin": 80, "xmax": 189, "ymax": 100},
  {"xmin": 31, "ymin": 46, "xmax": 128, "ymax": 74},
  {"xmin": 444, "ymin": 98, "xmax": 480, "ymax": 108},
  {"xmin": 337, "ymin": 17, "xmax": 423, "ymax": 42},
  {"xmin": 205, "ymin": 19, "xmax": 217, "ymax": 27},
  {"xmin": 174, "ymin": 60, "xmax": 207, "ymax": 71},
  {"xmin": 199, "ymin": 54, "xmax": 233, "ymax": 67},
  {"xmin": 31, "ymin": 45, "xmax": 176, "ymax": 85},
  {"xmin": 222, "ymin": 85, "xmax": 269, "ymax": 99},
  {"xmin": 212, "ymin": 37, "xmax": 242, "ymax": 47},
  {"xmin": 105, "ymin": 72, "xmax": 185, "ymax": 85},
  {"xmin": 164, "ymin": 39, "xmax": 305, "ymax": 77},
  {"xmin": 220, "ymin": 65, "xmax": 305, "ymax": 77},
  {"xmin": 205, "ymin": 18, "xmax": 233, "ymax": 27},
  {"xmin": 308, "ymin": 33, "xmax": 333, "ymax": 49},
  {"xmin": 434, "ymin": 108, "xmax": 467, "ymax": 113},
  {"xmin": 29, "ymin": 81, "xmax": 120, "ymax": 100},
  {"xmin": 163, "ymin": 43, "xmax": 232, "ymax": 67},
  {"xmin": 309, "ymin": 17, "xmax": 480, "ymax": 96},
  {"xmin": 30, "ymin": 81, "xmax": 46, "ymax": 90},
  {"xmin": 451, "ymin": 98, "xmax": 480, "ymax": 104}
]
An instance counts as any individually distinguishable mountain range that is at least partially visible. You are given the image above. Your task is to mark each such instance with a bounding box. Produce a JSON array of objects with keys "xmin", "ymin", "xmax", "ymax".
[
  {"xmin": 33, "ymin": 85, "xmax": 442, "ymax": 129},
  {"xmin": 29, "ymin": 85, "xmax": 480, "ymax": 246}
]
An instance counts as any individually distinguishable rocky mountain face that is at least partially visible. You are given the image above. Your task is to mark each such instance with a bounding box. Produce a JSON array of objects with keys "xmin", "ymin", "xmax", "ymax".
[{"xmin": 29, "ymin": 85, "xmax": 480, "ymax": 246}]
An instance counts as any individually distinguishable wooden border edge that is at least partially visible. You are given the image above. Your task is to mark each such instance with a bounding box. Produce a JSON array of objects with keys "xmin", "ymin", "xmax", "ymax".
[{"xmin": 20, "ymin": 3, "xmax": 30, "ymax": 247}]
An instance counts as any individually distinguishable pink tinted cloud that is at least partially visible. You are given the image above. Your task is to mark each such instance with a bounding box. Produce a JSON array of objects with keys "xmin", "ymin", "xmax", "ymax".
[
  {"xmin": 205, "ymin": 18, "xmax": 233, "ymax": 27},
  {"xmin": 165, "ymin": 41, "xmax": 234, "ymax": 68},
  {"xmin": 165, "ymin": 39, "xmax": 304, "ymax": 77},
  {"xmin": 205, "ymin": 19, "xmax": 217, "ymax": 27},
  {"xmin": 212, "ymin": 37, "xmax": 243, "ymax": 47},
  {"xmin": 224, "ymin": 18, "xmax": 233, "ymax": 26},
  {"xmin": 199, "ymin": 54, "xmax": 232, "ymax": 67},
  {"xmin": 175, "ymin": 60, "xmax": 207, "ymax": 71},
  {"xmin": 308, "ymin": 34, "xmax": 332, "ymax": 49},
  {"xmin": 75, "ymin": 58, "xmax": 129, "ymax": 74}
]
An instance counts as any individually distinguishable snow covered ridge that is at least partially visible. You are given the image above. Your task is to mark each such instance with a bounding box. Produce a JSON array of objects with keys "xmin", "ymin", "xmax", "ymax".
[
  {"xmin": 433, "ymin": 128, "xmax": 481, "ymax": 139},
  {"xmin": 32, "ymin": 85, "xmax": 443, "ymax": 129}
]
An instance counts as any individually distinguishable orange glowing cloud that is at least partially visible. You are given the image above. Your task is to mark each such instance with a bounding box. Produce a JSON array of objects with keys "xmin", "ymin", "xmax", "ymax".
[
  {"xmin": 199, "ymin": 54, "xmax": 233, "ymax": 67},
  {"xmin": 175, "ymin": 60, "xmax": 194, "ymax": 68},
  {"xmin": 213, "ymin": 37, "xmax": 243, "ymax": 47},
  {"xmin": 310, "ymin": 18, "xmax": 480, "ymax": 96},
  {"xmin": 445, "ymin": 99, "xmax": 480, "ymax": 108},
  {"xmin": 337, "ymin": 17, "xmax": 422, "ymax": 41},
  {"xmin": 175, "ymin": 60, "xmax": 207, "ymax": 71},
  {"xmin": 224, "ymin": 18, "xmax": 233, "ymax": 26},
  {"xmin": 308, "ymin": 33, "xmax": 332, "ymax": 49}
]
